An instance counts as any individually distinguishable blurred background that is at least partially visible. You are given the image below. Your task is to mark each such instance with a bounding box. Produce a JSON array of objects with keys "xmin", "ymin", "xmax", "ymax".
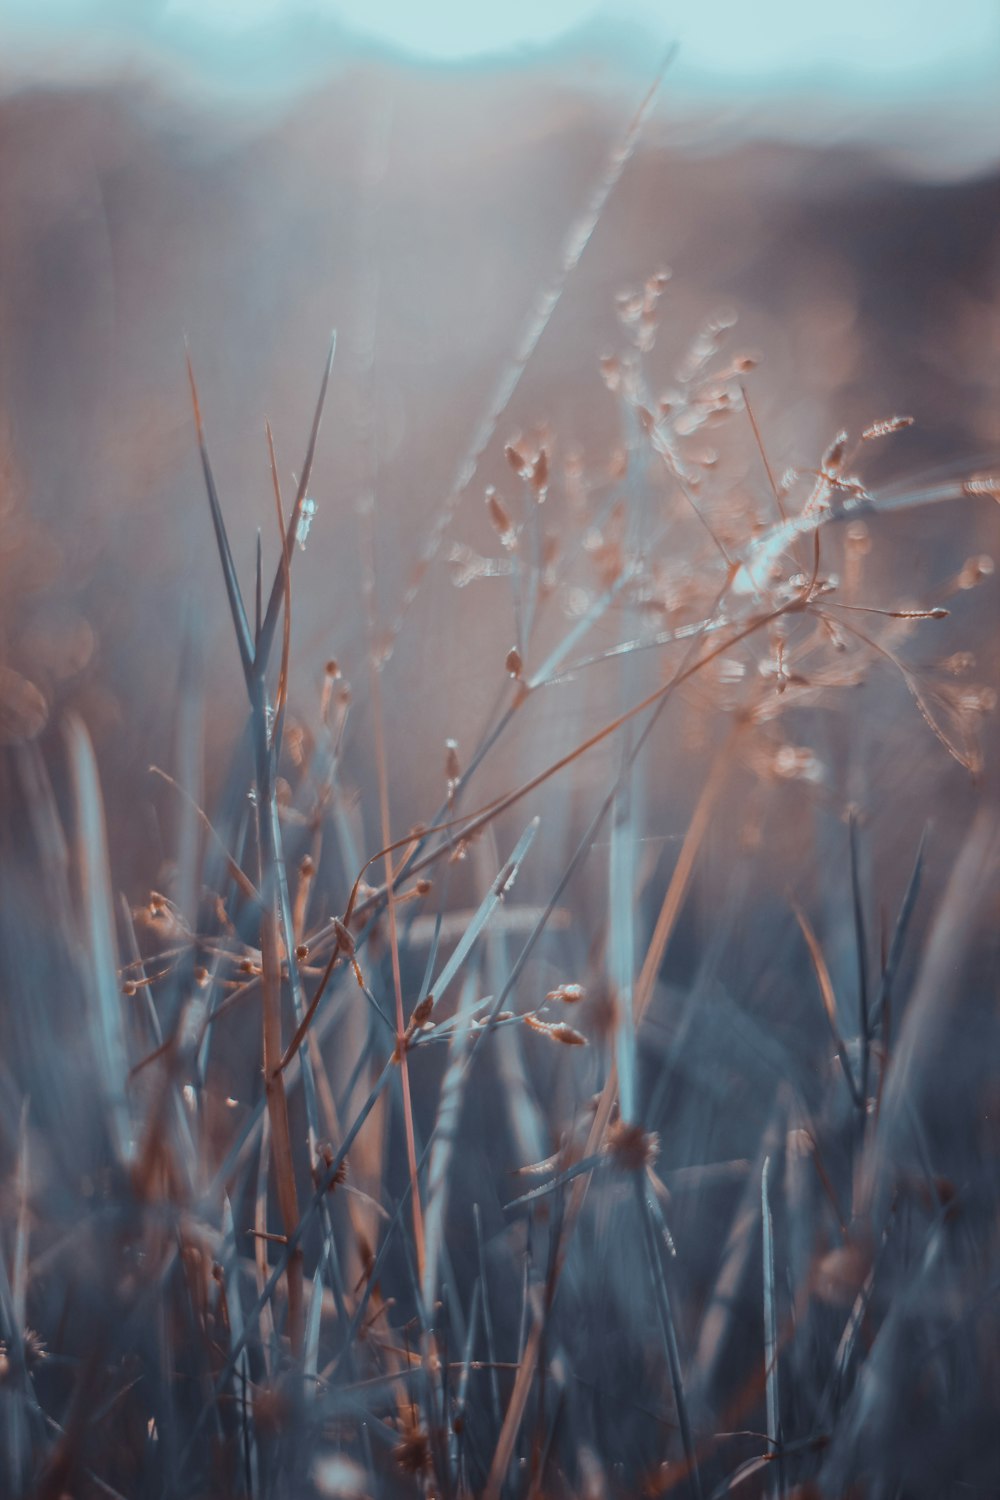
[{"xmin": 1, "ymin": 0, "xmax": 998, "ymax": 885}]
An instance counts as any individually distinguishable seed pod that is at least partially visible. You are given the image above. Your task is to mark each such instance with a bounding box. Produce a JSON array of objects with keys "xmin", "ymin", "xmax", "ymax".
[
  {"xmin": 473, "ymin": 1010, "xmax": 514, "ymax": 1029},
  {"xmin": 963, "ymin": 474, "xmax": 1000, "ymax": 499},
  {"xmin": 547, "ymin": 1021, "xmax": 587, "ymax": 1045},
  {"xmin": 486, "ymin": 486, "xmax": 516, "ymax": 548},
  {"xmin": 445, "ymin": 737, "xmax": 461, "ymax": 794},
  {"xmin": 607, "ymin": 1119, "xmax": 660, "ymax": 1171},
  {"xmin": 524, "ymin": 1014, "xmax": 587, "ymax": 1046},
  {"xmin": 546, "ymin": 982, "xmax": 585, "ymax": 1004},
  {"xmin": 531, "ymin": 447, "xmax": 549, "ymax": 498},
  {"xmin": 314, "ymin": 1143, "xmax": 347, "ymax": 1194},
  {"xmin": 821, "ymin": 430, "xmax": 850, "ymax": 476},
  {"xmin": 393, "ymin": 1429, "xmax": 433, "ymax": 1476},
  {"xmin": 861, "ymin": 415, "xmax": 914, "ymax": 441},
  {"xmin": 504, "ymin": 440, "xmax": 530, "ymax": 478},
  {"xmin": 411, "ymin": 994, "xmax": 435, "ymax": 1028}
]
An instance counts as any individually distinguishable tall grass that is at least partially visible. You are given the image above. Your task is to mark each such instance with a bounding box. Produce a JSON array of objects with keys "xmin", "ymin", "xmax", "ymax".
[{"xmin": 2, "ymin": 130, "xmax": 1000, "ymax": 1500}]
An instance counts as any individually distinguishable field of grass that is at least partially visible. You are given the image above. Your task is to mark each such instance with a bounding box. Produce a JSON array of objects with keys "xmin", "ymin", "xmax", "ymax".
[{"xmin": 1, "ymin": 65, "xmax": 999, "ymax": 1500}]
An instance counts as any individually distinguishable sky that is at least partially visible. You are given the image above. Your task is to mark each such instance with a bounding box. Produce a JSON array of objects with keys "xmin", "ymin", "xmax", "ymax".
[
  {"xmin": 3, "ymin": 0, "xmax": 997, "ymax": 72},
  {"xmin": 1, "ymin": 0, "xmax": 998, "ymax": 170}
]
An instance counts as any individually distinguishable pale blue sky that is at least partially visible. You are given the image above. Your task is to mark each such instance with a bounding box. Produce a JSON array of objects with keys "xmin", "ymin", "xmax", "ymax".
[
  {"xmin": 4, "ymin": 0, "xmax": 997, "ymax": 75},
  {"xmin": 2, "ymin": 0, "xmax": 997, "ymax": 170},
  {"xmin": 200, "ymin": 0, "xmax": 997, "ymax": 78}
]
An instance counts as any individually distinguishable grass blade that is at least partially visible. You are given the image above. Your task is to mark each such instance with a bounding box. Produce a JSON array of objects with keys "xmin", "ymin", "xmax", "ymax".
[
  {"xmin": 791, "ymin": 899, "xmax": 862, "ymax": 1112},
  {"xmin": 66, "ymin": 715, "xmax": 132, "ymax": 1163},
  {"xmin": 257, "ymin": 331, "xmax": 337, "ymax": 674},
  {"xmin": 185, "ymin": 352, "xmax": 255, "ymax": 683},
  {"xmin": 761, "ymin": 1156, "xmax": 783, "ymax": 1499},
  {"xmin": 421, "ymin": 819, "xmax": 541, "ymax": 1318},
  {"xmin": 610, "ymin": 783, "xmax": 637, "ymax": 1123},
  {"xmin": 869, "ymin": 826, "xmax": 927, "ymax": 1033},
  {"xmin": 635, "ymin": 1172, "xmax": 702, "ymax": 1500},
  {"xmin": 848, "ymin": 812, "xmax": 870, "ymax": 1106}
]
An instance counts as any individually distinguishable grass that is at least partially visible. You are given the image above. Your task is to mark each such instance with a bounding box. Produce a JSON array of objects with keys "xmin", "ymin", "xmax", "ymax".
[{"xmin": 2, "ymin": 103, "xmax": 1000, "ymax": 1500}]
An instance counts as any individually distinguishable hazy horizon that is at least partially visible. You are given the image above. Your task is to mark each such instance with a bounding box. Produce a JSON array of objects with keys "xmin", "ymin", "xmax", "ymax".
[{"xmin": 2, "ymin": 0, "xmax": 998, "ymax": 177}]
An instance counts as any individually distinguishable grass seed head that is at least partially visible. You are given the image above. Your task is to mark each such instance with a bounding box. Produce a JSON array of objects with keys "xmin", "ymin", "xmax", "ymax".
[
  {"xmin": 504, "ymin": 438, "xmax": 530, "ymax": 477},
  {"xmin": 531, "ymin": 446, "xmax": 549, "ymax": 498},
  {"xmin": 861, "ymin": 414, "xmax": 915, "ymax": 440},
  {"xmin": 524, "ymin": 1015, "xmax": 587, "ymax": 1046},
  {"xmin": 820, "ymin": 430, "xmax": 850, "ymax": 476},
  {"xmin": 444, "ymin": 737, "xmax": 461, "ymax": 793},
  {"xmin": 547, "ymin": 982, "xmax": 585, "ymax": 1004},
  {"xmin": 315, "ymin": 1143, "xmax": 348, "ymax": 1193},
  {"xmin": 486, "ymin": 485, "xmax": 516, "ymax": 548},
  {"xmin": 962, "ymin": 474, "xmax": 1000, "ymax": 499},
  {"xmin": 607, "ymin": 1120, "xmax": 660, "ymax": 1172},
  {"xmin": 393, "ymin": 1427, "xmax": 432, "ymax": 1477}
]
